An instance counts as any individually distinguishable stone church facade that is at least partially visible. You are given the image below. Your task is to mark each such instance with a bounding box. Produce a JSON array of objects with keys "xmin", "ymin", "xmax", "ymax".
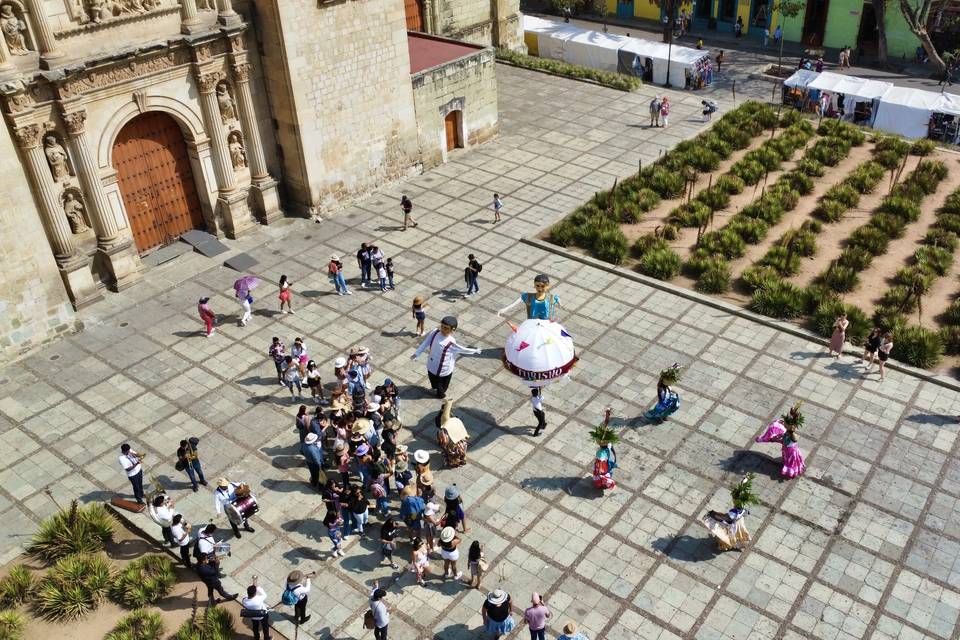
[{"xmin": 0, "ymin": 0, "xmax": 520, "ymax": 361}]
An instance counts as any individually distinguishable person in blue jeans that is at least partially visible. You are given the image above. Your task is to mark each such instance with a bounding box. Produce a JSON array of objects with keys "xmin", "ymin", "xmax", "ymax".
[
  {"xmin": 357, "ymin": 243, "xmax": 372, "ymax": 287},
  {"xmin": 464, "ymin": 254, "xmax": 481, "ymax": 297},
  {"xmin": 176, "ymin": 438, "xmax": 207, "ymax": 492}
]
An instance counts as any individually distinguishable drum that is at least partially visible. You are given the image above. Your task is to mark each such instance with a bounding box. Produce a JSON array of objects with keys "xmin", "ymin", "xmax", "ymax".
[{"xmin": 225, "ymin": 494, "xmax": 259, "ymax": 525}]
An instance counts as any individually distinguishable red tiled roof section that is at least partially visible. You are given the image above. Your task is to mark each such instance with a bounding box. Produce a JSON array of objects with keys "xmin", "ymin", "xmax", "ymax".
[{"xmin": 408, "ymin": 33, "xmax": 483, "ymax": 74}]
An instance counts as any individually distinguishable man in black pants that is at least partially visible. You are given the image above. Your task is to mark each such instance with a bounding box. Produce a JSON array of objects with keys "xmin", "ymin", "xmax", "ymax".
[
  {"xmin": 117, "ymin": 443, "xmax": 145, "ymax": 504},
  {"xmin": 411, "ymin": 316, "xmax": 480, "ymax": 399},
  {"xmin": 213, "ymin": 478, "xmax": 256, "ymax": 539},
  {"xmin": 531, "ymin": 388, "xmax": 547, "ymax": 436},
  {"xmin": 241, "ymin": 576, "xmax": 272, "ymax": 640},
  {"xmin": 196, "ymin": 556, "xmax": 237, "ymax": 606}
]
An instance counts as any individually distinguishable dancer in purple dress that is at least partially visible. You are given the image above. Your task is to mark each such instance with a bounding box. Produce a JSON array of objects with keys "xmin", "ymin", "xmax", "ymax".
[{"xmin": 755, "ymin": 402, "xmax": 807, "ymax": 479}]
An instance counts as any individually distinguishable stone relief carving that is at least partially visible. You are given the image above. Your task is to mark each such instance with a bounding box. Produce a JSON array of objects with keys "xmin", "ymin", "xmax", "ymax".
[
  {"xmin": 228, "ymin": 130, "xmax": 246, "ymax": 170},
  {"xmin": 62, "ymin": 190, "xmax": 90, "ymax": 234},
  {"xmin": 196, "ymin": 70, "xmax": 224, "ymax": 94},
  {"xmin": 216, "ymin": 82, "xmax": 236, "ymax": 123},
  {"xmin": 62, "ymin": 110, "xmax": 87, "ymax": 135},
  {"xmin": 229, "ymin": 34, "xmax": 245, "ymax": 53},
  {"xmin": 44, "ymin": 135, "xmax": 73, "ymax": 182},
  {"xmin": 197, "ymin": 0, "xmax": 214, "ymax": 10},
  {"xmin": 4, "ymin": 90, "xmax": 32, "ymax": 114},
  {"xmin": 13, "ymin": 123, "xmax": 41, "ymax": 148},
  {"xmin": 0, "ymin": 4, "xmax": 30, "ymax": 55},
  {"xmin": 59, "ymin": 49, "xmax": 184, "ymax": 97},
  {"xmin": 87, "ymin": 0, "xmax": 165, "ymax": 24},
  {"xmin": 232, "ymin": 62, "xmax": 251, "ymax": 83}
]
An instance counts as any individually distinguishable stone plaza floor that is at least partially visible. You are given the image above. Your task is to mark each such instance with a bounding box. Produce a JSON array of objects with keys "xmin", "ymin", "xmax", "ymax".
[{"xmin": 2, "ymin": 66, "xmax": 960, "ymax": 639}]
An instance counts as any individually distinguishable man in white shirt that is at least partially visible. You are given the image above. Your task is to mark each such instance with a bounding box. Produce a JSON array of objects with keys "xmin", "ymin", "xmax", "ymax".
[
  {"xmin": 369, "ymin": 581, "xmax": 390, "ymax": 640},
  {"xmin": 148, "ymin": 494, "xmax": 176, "ymax": 546},
  {"xmin": 170, "ymin": 514, "xmax": 192, "ymax": 568},
  {"xmin": 196, "ymin": 523, "xmax": 218, "ymax": 562},
  {"xmin": 285, "ymin": 570, "xmax": 314, "ymax": 625},
  {"xmin": 411, "ymin": 316, "xmax": 480, "ymax": 399},
  {"xmin": 214, "ymin": 478, "xmax": 255, "ymax": 538},
  {"xmin": 118, "ymin": 443, "xmax": 145, "ymax": 504},
  {"xmin": 241, "ymin": 576, "xmax": 272, "ymax": 640}
]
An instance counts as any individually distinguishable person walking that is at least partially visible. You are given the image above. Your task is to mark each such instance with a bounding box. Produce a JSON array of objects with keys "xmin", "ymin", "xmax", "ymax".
[
  {"xmin": 443, "ymin": 484, "xmax": 469, "ymax": 533},
  {"xmin": 734, "ymin": 16, "xmax": 743, "ymax": 37},
  {"xmin": 482, "ymin": 589, "xmax": 515, "ymax": 639},
  {"xmin": 170, "ymin": 514, "xmax": 192, "ymax": 568},
  {"xmin": 282, "ymin": 355, "xmax": 304, "ymax": 401},
  {"xmin": 828, "ymin": 313, "xmax": 848, "ymax": 359},
  {"xmin": 660, "ymin": 96, "xmax": 670, "ymax": 128},
  {"xmin": 350, "ymin": 485, "xmax": 370, "ymax": 537},
  {"xmin": 492, "ymin": 193, "xmax": 503, "ymax": 223},
  {"xmin": 301, "ymin": 433, "xmax": 325, "ymax": 489},
  {"xmin": 875, "ymin": 332, "xmax": 893, "ymax": 381},
  {"xmin": 241, "ymin": 576, "xmax": 272, "ymax": 640},
  {"xmin": 715, "ymin": 50, "xmax": 724, "ymax": 73},
  {"xmin": 323, "ymin": 508, "xmax": 345, "ymax": 557},
  {"xmin": 291, "ymin": 337, "xmax": 309, "ymax": 376},
  {"xmin": 860, "ymin": 327, "xmax": 882, "ymax": 368},
  {"xmin": 328, "ymin": 254, "xmax": 351, "ymax": 295},
  {"xmin": 148, "ymin": 494, "xmax": 176, "ymax": 546},
  {"xmin": 558, "ymin": 621, "xmax": 590, "ymax": 640},
  {"xmin": 369, "ymin": 582, "xmax": 390, "ymax": 640},
  {"xmin": 411, "ymin": 315, "xmax": 481, "ymax": 399},
  {"xmin": 438, "ymin": 526, "xmax": 462, "ymax": 580},
  {"xmin": 410, "ymin": 536, "xmax": 430, "ymax": 586},
  {"xmin": 357, "ymin": 243, "xmax": 372, "ymax": 288},
  {"xmin": 176, "ymin": 437, "xmax": 206, "ymax": 492},
  {"xmin": 412, "ymin": 296, "xmax": 428, "ymax": 337},
  {"xmin": 939, "ymin": 61, "xmax": 956, "ymax": 87},
  {"xmin": 214, "ymin": 478, "xmax": 256, "ymax": 538},
  {"xmin": 237, "ymin": 289, "xmax": 253, "ymax": 326},
  {"xmin": 464, "ymin": 254, "xmax": 482, "ymax": 297},
  {"xmin": 774, "ymin": 25, "xmax": 782, "ymax": 46},
  {"xmin": 649, "ymin": 95, "xmax": 661, "ymax": 127},
  {"xmin": 762, "ymin": 26, "xmax": 769, "ymax": 47},
  {"xmin": 467, "ymin": 540, "xmax": 486, "ymax": 589},
  {"xmin": 197, "ymin": 555, "xmax": 238, "ymax": 606},
  {"xmin": 118, "ymin": 443, "xmax": 145, "ymax": 504},
  {"xmin": 197, "ymin": 297, "xmax": 216, "ymax": 337},
  {"xmin": 278, "ymin": 275, "xmax": 294, "ymax": 314},
  {"xmin": 380, "ymin": 517, "xmax": 400, "ymax": 569},
  {"xmin": 268, "ymin": 337, "xmax": 286, "ymax": 385},
  {"xmin": 524, "ymin": 593, "xmax": 551, "ymax": 640},
  {"xmin": 702, "ymin": 99, "xmax": 718, "ymax": 121},
  {"xmin": 400, "ymin": 195, "xmax": 418, "ymax": 230},
  {"xmin": 283, "ymin": 570, "xmax": 314, "ymax": 625},
  {"xmin": 400, "ymin": 485, "xmax": 426, "ymax": 542}
]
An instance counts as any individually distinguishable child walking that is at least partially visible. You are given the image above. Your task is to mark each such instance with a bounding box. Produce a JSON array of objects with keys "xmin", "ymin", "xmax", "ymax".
[
  {"xmin": 492, "ymin": 193, "xmax": 503, "ymax": 223},
  {"xmin": 412, "ymin": 296, "xmax": 427, "ymax": 337},
  {"xmin": 197, "ymin": 297, "xmax": 216, "ymax": 338},
  {"xmin": 278, "ymin": 275, "xmax": 294, "ymax": 314},
  {"xmin": 386, "ymin": 258, "xmax": 395, "ymax": 290}
]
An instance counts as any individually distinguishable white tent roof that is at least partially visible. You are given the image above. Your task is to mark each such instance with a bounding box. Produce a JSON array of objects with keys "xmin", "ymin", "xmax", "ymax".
[
  {"xmin": 563, "ymin": 30, "xmax": 629, "ymax": 72},
  {"xmin": 523, "ymin": 14, "xmax": 563, "ymax": 33},
  {"xmin": 872, "ymin": 86, "xmax": 940, "ymax": 138},
  {"xmin": 808, "ymin": 72, "xmax": 892, "ymax": 101},
  {"xmin": 935, "ymin": 93, "xmax": 960, "ymax": 116},
  {"xmin": 783, "ymin": 69, "xmax": 819, "ymax": 88},
  {"xmin": 807, "ymin": 71, "xmax": 848, "ymax": 92}
]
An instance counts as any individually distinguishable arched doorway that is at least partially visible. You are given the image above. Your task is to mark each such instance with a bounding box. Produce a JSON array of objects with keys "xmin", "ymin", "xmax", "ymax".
[
  {"xmin": 444, "ymin": 110, "xmax": 462, "ymax": 152},
  {"xmin": 112, "ymin": 112, "xmax": 205, "ymax": 254}
]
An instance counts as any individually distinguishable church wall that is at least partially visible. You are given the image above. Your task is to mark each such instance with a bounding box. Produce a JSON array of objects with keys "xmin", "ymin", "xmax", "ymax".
[
  {"xmin": 433, "ymin": 0, "xmax": 524, "ymax": 50},
  {"xmin": 0, "ymin": 123, "xmax": 77, "ymax": 362}
]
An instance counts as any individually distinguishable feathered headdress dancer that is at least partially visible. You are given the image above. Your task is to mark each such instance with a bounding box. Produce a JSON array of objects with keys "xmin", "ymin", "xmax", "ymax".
[
  {"xmin": 659, "ymin": 363, "xmax": 682, "ymax": 386},
  {"xmin": 730, "ymin": 473, "xmax": 761, "ymax": 509},
  {"xmin": 781, "ymin": 401, "xmax": 804, "ymax": 430}
]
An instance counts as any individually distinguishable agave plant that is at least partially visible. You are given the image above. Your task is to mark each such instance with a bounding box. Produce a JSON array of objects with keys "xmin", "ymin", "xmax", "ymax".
[
  {"xmin": 174, "ymin": 602, "xmax": 234, "ymax": 640},
  {"xmin": 0, "ymin": 609, "xmax": 25, "ymax": 640},
  {"xmin": 111, "ymin": 555, "xmax": 176, "ymax": 608},
  {"xmin": 28, "ymin": 501, "xmax": 116, "ymax": 562},
  {"xmin": 32, "ymin": 554, "xmax": 112, "ymax": 621},
  {"xmin": 0, "ymin": 566, "xmax": 33, "ymax": 609},
  {"xmin": 105, "ymin": 608, "xmax": 165, "ymax": 640}
]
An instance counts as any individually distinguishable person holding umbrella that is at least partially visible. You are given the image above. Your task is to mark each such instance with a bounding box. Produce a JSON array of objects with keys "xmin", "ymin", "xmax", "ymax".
[{"xmin": 234, "ymin": 275, "xmax": 260, "ymax": 326}]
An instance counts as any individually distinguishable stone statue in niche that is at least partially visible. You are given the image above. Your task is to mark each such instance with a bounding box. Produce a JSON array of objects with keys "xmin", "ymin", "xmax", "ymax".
[
  {"xmin": 44, "ymin": 135, "xmax": 72, "ymax": 182},
  {"xmin": 63, "ymin": 191, "xmax": 90, "ymax": 234},
  {"xmin": 216, "ymin": 82, "xmax": 237, "ymax": 124},
  {"xmin": 197, "ymin": 0, "xmax": 214, "ymax": 10},
  {"xmin": 228, "ymin": 131, "xmax": 247, "ymax": 170},
  {"xmin": 0, "ymin": 4, "xmax": 29, "ymax": 55}
]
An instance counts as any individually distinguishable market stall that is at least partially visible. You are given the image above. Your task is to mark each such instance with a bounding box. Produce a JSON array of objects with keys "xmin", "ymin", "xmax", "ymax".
[
  {"xmin": 563, "ymin": 30, "xmax": 629, "ymax": 72},
  {"xmin": 929, "ymin": 94, "xmax": 960, "ymax": 144},
  {"xmin": 782, "ymin": 69, "xmax": 819, "ymax": 109},
  {"xmin": 618, "ymin": 38, "xmax": 712, "ymax": 89},
  {"xmin": 872, "ymin": 86, "xmax": 944, "ymax": 139}
]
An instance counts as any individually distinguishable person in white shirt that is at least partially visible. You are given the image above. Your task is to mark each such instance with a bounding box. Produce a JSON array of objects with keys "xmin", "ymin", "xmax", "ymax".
[
  {"xmin": 241, "ymin": 576, "xmax": 272, "ymax": 640},
  {"xmin": 196, "ymin": 523, "xmax": 218, "ymax": 562},
  {"xmin": 169, "ymin": 514, "xmax": 192, "ymax": 568},
  {"xmin": 369, "ymin": 581, "xmax": 390, "ymax": 639},
  {"xmin": 148, "ymin": 494, "xmax": 177, "ymax": 546},
  {"xmin": 118, "ymin": 443, "xmax": 145, "ymax": 504},
  {"xmin": 285, "ymin": 570, "xmax": 314, "ymax": 625},
  {"xmin": 213, "ymin": 478, "xmax": 255, "ymax": 539},
  {"xmin": 411, "ymin": 316, "xmax": 480, "ymax": 399}
]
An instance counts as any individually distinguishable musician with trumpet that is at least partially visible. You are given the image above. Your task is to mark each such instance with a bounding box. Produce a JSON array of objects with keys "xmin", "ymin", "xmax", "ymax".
[
  {"xmin": 147, "ymin": 494, "xmax": 177, "ymax": 547},
  {"xmin": 170, "ymin": 514, "xmax": 193, "ymax": 568},
  {"xmin": 118, "ymin": 443, "xmax": 146, "ymax": 504},
  {"xmin": 214, "ymin": 477, "xmax": 257, "ymax": 539}
]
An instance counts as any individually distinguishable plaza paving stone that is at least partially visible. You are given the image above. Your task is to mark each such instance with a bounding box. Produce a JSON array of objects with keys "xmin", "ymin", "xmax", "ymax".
[{"xmin": 1, "ymin": 65, "xmax": 960, "ymax": 639}]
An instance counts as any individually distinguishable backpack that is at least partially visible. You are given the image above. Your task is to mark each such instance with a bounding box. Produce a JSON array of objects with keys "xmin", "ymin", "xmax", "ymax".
[
  {"xmin": 192, "ymin": 538, "xmax": 203, "ymax": 560},
  {"xmin": 474, "ymin": 261, "xmax": 482, "ymax": 273},
  {"xmin": 281, "ymin": 585, "xmax": 299, "ymax": 606},
  {"xmin": 363, "ymin": 609, "xmax": 376, "ymax": 629}
]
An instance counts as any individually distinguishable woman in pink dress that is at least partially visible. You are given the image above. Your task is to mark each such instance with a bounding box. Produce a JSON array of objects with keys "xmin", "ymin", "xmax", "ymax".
[
  {"xmin": 755, "ymin": 402, "xmax": 806, "ymax": 478},
  {"xmin": 197, "ymin": 297, "xmax": 216, "ymax": 338},
  {"xmin": 828, "ymin": 313, "xmax": 848, "ymax": 358}
]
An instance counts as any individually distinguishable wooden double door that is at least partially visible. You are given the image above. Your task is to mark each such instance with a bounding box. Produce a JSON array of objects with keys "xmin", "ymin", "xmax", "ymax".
[{"xmin": 112, "ymin": 112, "xmax": 205, "ymax": 254}]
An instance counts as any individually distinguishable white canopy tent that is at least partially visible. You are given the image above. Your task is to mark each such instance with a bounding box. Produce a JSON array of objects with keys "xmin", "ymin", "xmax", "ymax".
[
  {"xmin": 537, "ymin": 24, "xmax": 587, "ymax": 61},
  {"xmin": 783, "ymin": 69, "xmax": 819, "ymax": 89},
  {"xmin": 562, "ymin": 30, "xmax": 629, "ymax": 72},
  {"xmin": 872, "ymin": 86, "xmax": 941, "ymax": 138},
  {"xmin": 618, "ymin": 38, "xmax": 706, "ymax": 88}
]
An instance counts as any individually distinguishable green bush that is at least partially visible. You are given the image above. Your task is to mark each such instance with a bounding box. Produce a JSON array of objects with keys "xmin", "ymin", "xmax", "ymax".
[
  {"xmin": 705, "ymin": 135, "xmax": 733, "ymax": 159},
  {"xmin": 813, "ymin": 199, "xmax": 848, "ymax": 223},
  {"xmin": 174, "ymin": 606, "xmax": 234, "ymax": 640},
  {"xmin": 740, "ymin": 265, "xmax": 780, "ymax": 292},
  {"xmin": 943, "ymin": 192, "xmax": 960, "ymax": 215},
  {"xmin": 750, "ymin": 280, "xmax": 806, "ymax": 319},
  {"xmin": 727, "ymin": 216, "xmax": 768, "ymax": 243},
  {"xmin": 699, "ymin": 229, "xmax": 746, "ymax": 259},
  {"xmin": 549, "ymin": 219, "xmax": 578, "ymax": 247},
  {"xmin": 878, "ymin": 285, "xmax": 918, "ymax": 312},
  {"xmin": 696, "ymin": 259, "xmax": 732, "ymax": 293},
  {"xmin": 495, "ymin": 49, "xmax": 642, "ymax": 91},
  {"xmin": 33, "ymin": 554, "xmax": 112, "ymax": 621},
  {"xmin": 819, "ymin": 264, "xmax": 860, "ymax": 293},
  {"xmin": 818, "ymin": 120, "xmax": 866, "ymax": 146},
  {"xmin": 892, "ymin": 267, "xmax": 934, "ymax": 294},
  {"xmin": 745, "ymin": 146, "xmax": 783, "ymax": 171},
  {"xmin": 824, "ymin": 184, "xmax": 860, "ymax": 209},
  {"xmin": 670, "ymin": 201, "xmax": 712, "ymax": 228},
  {"xmin": 915, "ymin": 245, "xmax": 954, "ymax": 276},
  {"xmin": 687, "ymin": 147, "xmax": 721, "ymax": 172},
  {"xmin": 878, "ymin": 196, "xmax": 921, "ymax": 223},
  {"xmin": 28, "ymin": 501, "xmax": 116, "ymax": 562},
  {"xmin": 942, "ymin": 299, "xmax": 960, "ymax": 325},
  {"xmin": 845, "ymin": 161, "xmax": 885, "ymax": 194},
  {"xmin": 935, "ymin": 213, "xmax": 960, "ymax": 235},
  {"xmin": 760, "ymin": 246, "xmax": 802, "ymax": 276},
  {"xmin": 731, "ymin": 159, "xmax": 765, "ymax": 185},
  {"xmin": 869, "ymin": 213, "xmax": 907, "ymax": 239},
  {"xmin": 811, "ymin": 300, "xmax": 871, "ymax": 346},
  {"xmin": 715, "ymin": 174, "xmax": 745, "ymax": 195},
  {"xmin": 910, "ymin": 138, "xmax": 936, "ymax": 156},
  {"xmin": 809, "ymin": 137, "xmax": 851, "ymax": 166},
  {"xmin": 848, "ymin": 226, "xmax": 890, "ymax": 256},
  {"xmin": 874, "ymin": 149, "xmax": 906, "ymax": 170},
  {"xmin": 111, "ymin": 555, "xmax": 175, "ymax": 609},
  {"xmin": 741, "ymin": 196, "xmax": 785, "ymax": 225},
  {"xmin": 778, "ymin": 109, "xmax": 803, "ymax": 128},
  {"xmin": 659, "ymin": 223, "xmax": 678, "ymax": 240},
  {"xmin": 615, "ymin": 200, "xmax": 642, "ymax": 224},
  {"xmin": 695, "ymin": 186, "xmax": 731, "ymax": 211},
  {"xmin": 0, "ymin": 567, "xmax": 33, "ymax": 609},
  {"xmin": 779, "ymin": 171, "xmax": 814, "ymax": 195},
  {"xmin": 632, "ymin": 234, "xmax": 669, "ymax": 258},
  {"xmin": 837, "ymin": 247, "xmax": 873, "ymax": 271},
  {"xmin": 894, "ymin": 325, "xmax": 944, "ymax": 368},
  {"xmin": 105, "ymin": 609, "xmax": 165, "ymax": 640},
  {"xmin": 803, "ymin": 284, "xmax": 839, "ymax": 315},
  {"xmin": 926, "ymin": 228, "xmax": 958, "ymax": 252},
  {"xmin": 940, "ymin": 326, "xmax": 960, "ymax": 355},
  {"xmin": 769, "ymin": 185, "xmax": 801, "ymax": 211},
  {"xmin": 713, "ymin": 121, "xmax": 752, "ymax": 150},
  {"xmin": 872, "ymin": 305, "xmax": 907, "ymax": 332},
  {"xmin": 0, "ymin": 610, "xmax": 24, "ymax": 640},
  {"xmin": 636, "ymin": 188, "xmax": 661, "ymax": 212},
  {"xmin": 790, "ymin": 224, "xmax": 820, "ymax": 256},
  {"xmin": 637, "ymin": 247, "xmax": 682, "ymax": 280},
  {"xmin": 591, "ymin": 226, "xmax": 629, "ymax": 264},
  {"xmin": 649, "ymin": 169, "xmax": 686, "ymax": 198},
  {"xmin": 796, "ymin": 158, "xmax": 826, "ymax": 177}
]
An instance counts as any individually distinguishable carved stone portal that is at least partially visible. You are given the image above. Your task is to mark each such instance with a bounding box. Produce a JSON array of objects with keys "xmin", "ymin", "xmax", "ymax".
[
  {"xmin": 88, "ymin": 0, "xmax": 165, "ymax": 24},
  {"xmin": 62, "ymin": 190, "xmax": 90, "ymax": 234},
  {"xmin": 0, "ymin": 4, "xmax": 29, "ymax": 55},
  {"xmin": 45, "ymin": 135, "xmax": 73, "ymax": 182},
  {"xmin": 228, "ymin": 130, "xmax": 246, "ymax": 170},
  {"xmin": 216, "ymin": 82, "xmax": 237, "ymax": 124}
]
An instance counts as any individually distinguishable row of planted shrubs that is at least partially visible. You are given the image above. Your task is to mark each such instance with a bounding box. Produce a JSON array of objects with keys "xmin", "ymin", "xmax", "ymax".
[
  {"xmin": 550, "ymin": 101, "xmax": 780, "ymax": 264},
  {"xmin": 495, "ymin": 48, "xmax": 642, "ymax": 92}
]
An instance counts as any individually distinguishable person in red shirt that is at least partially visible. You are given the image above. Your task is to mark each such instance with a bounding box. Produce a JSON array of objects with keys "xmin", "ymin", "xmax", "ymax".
[
  {"xmin": 328, "ymin": 254, "xmax": 352, "ymax": 296},
  {"xmin": 197, "ymin": 297, "xmax": 216, "ymax": 337}
]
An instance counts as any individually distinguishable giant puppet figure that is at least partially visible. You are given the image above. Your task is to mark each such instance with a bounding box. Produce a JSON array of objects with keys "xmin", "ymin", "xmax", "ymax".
[{"xmin": 499, "ymin": 274, "xmax": 575, "ymax": 436}]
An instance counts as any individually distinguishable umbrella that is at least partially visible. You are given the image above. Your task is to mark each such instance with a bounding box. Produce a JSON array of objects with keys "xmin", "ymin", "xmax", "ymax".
[
  {"xmin": 233, "ymin": 275, "xmax": 261, "ymax": 298},
  {"xmin": 502, "ymin": 319, "xmax": 577, "ymax": 388}
]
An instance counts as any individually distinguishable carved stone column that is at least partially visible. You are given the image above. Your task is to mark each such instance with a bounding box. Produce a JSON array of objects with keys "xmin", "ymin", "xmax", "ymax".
[
  {"xmin": 180, "ymin": 0, "xmax": 203, "ymax": 34},
  {"xmin": 23, "ymin": 0, "xmax": 65, "ymax": 68},
  {"xmin": 62, "ymin": 108, "xmax": 142, "ymax": 291},
  {"xmin": 231, "ymin": 62, "xmax": 280, "ymax": 223},
  {"xmin": 196, "ymin": 68, "xmax": 253, "ymax": 238},
  {"xmin": 216, "ymin": 0, "xmax": 242, "ymax": 27},
  {"xmin": 15, "ymin": 122, "xmax": 101, "ymax": 307}
]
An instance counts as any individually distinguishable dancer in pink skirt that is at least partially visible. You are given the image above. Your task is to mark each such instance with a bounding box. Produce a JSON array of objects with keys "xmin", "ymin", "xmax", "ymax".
[{"xmin": 755, "ymin": 402, "xmax": 807, "ymax": 478}]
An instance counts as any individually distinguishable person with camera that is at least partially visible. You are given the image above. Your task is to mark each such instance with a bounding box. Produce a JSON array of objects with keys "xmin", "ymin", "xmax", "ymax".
[
  {"xmin": 176, "ymin": 437, "xmax": 207, "ymax": 492},
  {"xmin": 118, "ymin": 443, "xmax": 145, "ymax": 504},
  {"xmin": 241, "ymin": 575, "xmax": 272, "ymax": 640}
]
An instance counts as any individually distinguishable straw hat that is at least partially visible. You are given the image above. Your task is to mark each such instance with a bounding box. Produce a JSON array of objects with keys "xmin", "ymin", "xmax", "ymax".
[
  {"xmin": 334, "ymin": 442, "xmax": 347, "ymax": 455},
  {"xmin": 217, "ymin": 478, "xmax": 229, "ymax": 488},
  {"xmin": 395, "ymin": 458, "xmax": 409, "ymax": 472},
  {"xmin": 304, "ymin": 433, "xmax": 319, "ymax": 445},
  {"xmin": 352, "ymin": 418, "xmax": 372, "ymax": 434},
  {"xmin": 349, "ymin": 345, "xmax": 370, "ymax": 356},
  {"xmin": 563, "ymin": 622, "xmax": 577, "ymax": 634},
  {"xmin": 419, "ymin": 471, "xmax": 433, "ymax": 486},
  {"xmin": 487, "ymin": 589, "xmax": 508, "ymax": 606},
  {"xmin": 366, "ymin": 402, "xmax": 380, "ymax": 412},
  {"xmin": 413, "ymin": 449, "xmax": 430, "ymax": 464},
  {"xmin": 333, "ymin": 357, "xmax": 346, "ymax": 368},
  {"xmin": 396, "ymin": 444, "xmax": 409, "ymax": 454},
  {"xmin": 287, "ymin": 570, "xmax": 304, "ymax": 584},
  {"xmin": 330, "ymin": 254, "xmax": 339, "ymax": 261},
  {"xmin": 440, "ymin": 526, "xmax": 456, "ymax": 543}
]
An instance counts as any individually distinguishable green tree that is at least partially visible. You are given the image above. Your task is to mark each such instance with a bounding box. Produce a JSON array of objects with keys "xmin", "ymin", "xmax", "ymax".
[
  {"xmin": 898, "ymin": 0, "xmax": 949, "ymax": 72},
  {"xmin": 773, "ymin": 0, "xmax": 805, "ymax": 76}
]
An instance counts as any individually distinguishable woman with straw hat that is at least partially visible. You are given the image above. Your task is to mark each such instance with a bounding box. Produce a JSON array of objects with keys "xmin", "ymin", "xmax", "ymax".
[
  {"xmin": 481, "ymin": 589, "xmax": 515, "ymax": 638},
  {"xmin": 438, "ymin": 526, "xmax": 462, "ymax": 580},
  {"xmin": 557, "ymin": 621, "xmax": 589, "ymax": 640}
]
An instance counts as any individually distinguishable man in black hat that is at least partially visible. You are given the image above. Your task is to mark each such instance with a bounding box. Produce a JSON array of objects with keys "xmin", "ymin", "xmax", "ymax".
[
  {"xmin": 411, "ymin": 316, "xmax": 480, "ymax": 398},
  {"xmin": 176, "ymin": 437, "xmax": 207, "ymax": 492}
]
